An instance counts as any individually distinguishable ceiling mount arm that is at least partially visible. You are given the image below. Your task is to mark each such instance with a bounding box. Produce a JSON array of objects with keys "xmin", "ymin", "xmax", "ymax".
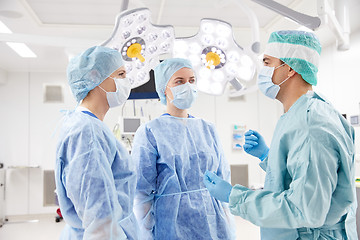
[
  {"xmin": 120, "ymin": 0, "xmax": 129, "ymax": 12},
  {"xmin": 251, "ymin": 0, "xmax": 321, "ymax": 30},
  {"xmin": 318, "ymin": 0, "xmax": 350, "ymax": 51},
  {"xmin": 233, "ymin": 0, "xmax": 261, "ymax": 54}
]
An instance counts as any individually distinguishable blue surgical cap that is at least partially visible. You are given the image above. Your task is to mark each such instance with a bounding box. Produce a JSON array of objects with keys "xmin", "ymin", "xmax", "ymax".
[
  {"xmin": 264, "ymin": 30, "xmax": 321, "ymax": 86},
  {"xmin": 154, "ymin": 58, "xmax": 193, "ymax": 105},
  {"xmin": 67, "ymin": 46, "xmax": 124, "ymax": 102}
]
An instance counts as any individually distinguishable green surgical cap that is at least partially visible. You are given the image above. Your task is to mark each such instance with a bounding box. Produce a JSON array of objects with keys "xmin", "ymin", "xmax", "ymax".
[
  {"xmin": 67, "ymin": 46, "xmax": 124, "ymax": 102},
  {"xmin": 264, "ymin": 30, "xmax": 322, "ymax": 85},
  {"xmin": 154, "ymin": 58, "xmax": 193, "ymax": 105}
]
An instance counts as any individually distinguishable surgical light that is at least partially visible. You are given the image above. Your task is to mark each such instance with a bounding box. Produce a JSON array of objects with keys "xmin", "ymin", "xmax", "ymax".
[
  {"xmin": 240, "ymin": 55, "xmax": 254, "ymax": 67},
  {"xmin": 102, "ymin": 8, "xmax": 175, "ymax": 88},
  {"xmin": 199, "ymin": 68, "xmax": 211, "ymax": 79},
  {"xmin": 237, "ymin": 66, "xmax": 253, "ymax": 80},
  {"xmin": 189, "ymin": 54, "xmax": 201, "ymax": 67},
  {"xmin": 210, "ymin": 82, "xmax": 223, "ymax": 95},
  {"xmin": 173, "ymin": 18, "xmax": 256, "ymax": 95},
  {"xmin": 216, "ymin": 24, "xmax": 231, "ymax": 37},
  {"xmin": 189, "ymin": 42, "xmax": 201, "ymax": 53},
  {"xmin": 174, "ymin": 40, "xmax": 188, "ymax": 54},
  {"xmin": 201, "ymin": 22, "xmax": 215, "ymax": 34},
  {"xmin": 213, "ymin": 70, "xmax": 225, "ymax": 82}
]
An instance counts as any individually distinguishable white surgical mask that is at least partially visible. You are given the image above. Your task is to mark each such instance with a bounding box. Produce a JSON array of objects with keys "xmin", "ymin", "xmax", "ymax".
[
  {"xmin": 257, "ymin": 64, "xmax": 290, "ymax": 99},
  {"xmin": 99, "ymin": 77, "xmax": 131, "ymax": 108},
  {"xmin": 167, "ymin": 82, "xmax": 198, "ymax": 109}
]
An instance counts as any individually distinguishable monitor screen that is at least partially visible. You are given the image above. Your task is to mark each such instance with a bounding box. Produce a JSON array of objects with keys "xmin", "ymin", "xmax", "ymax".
[
  {"xmin": 350, "ymin": 115, "xmax": 359, "ymax": 125},
  {"xmin": 128, "ymin": 69, "xmax": 159, "ymax": 100},
  {"xmin": 123, "ymin": 118, "xmax": 141, "ymax": 133}
]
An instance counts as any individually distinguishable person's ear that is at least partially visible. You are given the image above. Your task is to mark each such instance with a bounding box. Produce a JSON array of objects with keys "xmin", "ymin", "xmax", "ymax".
[
  {"xmin": 164, "ymin": 87, "xmax": 170, "ymax": 101},
  {"xmin": 288, "ymin": 67, "xmax": 296, "ymax": 78}
]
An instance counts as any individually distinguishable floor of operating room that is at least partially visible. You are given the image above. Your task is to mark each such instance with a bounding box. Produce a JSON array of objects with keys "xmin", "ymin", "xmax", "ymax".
[{"xmin": 0, "ymin": 214, "xmax": 260, "ymax": 239}]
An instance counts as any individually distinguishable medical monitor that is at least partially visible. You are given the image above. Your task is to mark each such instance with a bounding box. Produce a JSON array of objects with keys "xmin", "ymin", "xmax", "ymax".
[
  {"xmin": 123, "ymin": 117, "xmax": 141, "ymax": 134},
  {"xmin": 350, "ymin": 115, "xmax": 359, "ymax": 126}
]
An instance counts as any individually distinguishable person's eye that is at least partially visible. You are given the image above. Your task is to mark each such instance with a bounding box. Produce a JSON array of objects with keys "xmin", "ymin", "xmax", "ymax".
[{"xmin": 189, "ymin": 79, "xmax": 195, "ymax": 84}]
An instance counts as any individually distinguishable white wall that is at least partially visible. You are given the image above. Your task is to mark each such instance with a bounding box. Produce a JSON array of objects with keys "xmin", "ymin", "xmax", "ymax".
[
  {"xmin": 0, "ymin": 72, "xmax": 76, "ymax": 215},
  {"xmin": 0, "ymin": 68, "xmax": 7, "ymax": 85},
  {"xmin": 315, "ymin": 30, "xmax": 360, "ymax": 177}
]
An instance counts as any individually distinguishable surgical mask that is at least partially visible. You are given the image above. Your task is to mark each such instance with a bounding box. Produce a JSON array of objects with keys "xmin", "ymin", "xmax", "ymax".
[
  {"xmin": 257, "ymin": 64, "xmax": 290, "ymax": 99},
  {"xmin": 99, "ymin": 77, "xmax": 131, "ymax": 108},
  {"xmin": 168, "ymin": 82, "xmax": 198, "ymax": 109}
]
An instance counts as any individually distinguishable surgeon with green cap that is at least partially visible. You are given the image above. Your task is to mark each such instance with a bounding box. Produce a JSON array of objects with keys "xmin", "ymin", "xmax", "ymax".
[{"xmin": 204, "ymin": 30, "xmax": 357, "ymax": 239}]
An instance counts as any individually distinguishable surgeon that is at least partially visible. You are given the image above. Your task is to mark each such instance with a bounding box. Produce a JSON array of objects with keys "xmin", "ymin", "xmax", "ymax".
[
  {"xmin": 131, "ymin": 58, "xmax": 235, "ymax": 239},
  {"xmin": 55, "ymin": 46, "xmax": 138, "ymax": 239},
  {"xmin": 204, "ymin": 30, "xmax": 358, "ymax": 240}
]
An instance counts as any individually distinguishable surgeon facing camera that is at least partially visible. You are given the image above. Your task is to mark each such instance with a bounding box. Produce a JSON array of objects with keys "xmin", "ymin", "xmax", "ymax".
[
  {"xmin": 131, "ymin": 58, "xmax": 236, "ymax": 240},
  {"xmin": 204, "ymin": 30, "xmax": 357, "ymax": 240},
  {"xmin": 55, "ymin": 46, "xmax": 139, "ymax": 239}
]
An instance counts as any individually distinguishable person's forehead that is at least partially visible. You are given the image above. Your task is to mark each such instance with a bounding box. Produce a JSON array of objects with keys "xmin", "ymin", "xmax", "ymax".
[
  {"xmin": 171, "ymin": 67, "xmax": 194, "ymax": 78},
  {"xmin": 263, "ymin": 54, "xmax": 279, "ymax": 61},
  {"xmin": 117, "ymin": 66, "xmax": 126, "ymax": 71}
]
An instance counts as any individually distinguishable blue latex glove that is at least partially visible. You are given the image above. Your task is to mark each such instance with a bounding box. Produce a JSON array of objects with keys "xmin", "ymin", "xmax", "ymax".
[
  {"xmin": 243, "ymin": 130, "xmax": 269, "ymax": 161},
  {"xmin": 203, "ymin": 171, "xmax": 232, "ymax": 203}
]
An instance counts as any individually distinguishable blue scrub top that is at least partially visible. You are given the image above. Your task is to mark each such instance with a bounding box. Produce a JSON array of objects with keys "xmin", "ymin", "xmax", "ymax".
[
  {"xmin": 55, "ymin": 110, "xmax": 139, "ymax": 239},
  {"xmin": 132, "ymin": 114, "xmax": 235, "ymax": 240}
]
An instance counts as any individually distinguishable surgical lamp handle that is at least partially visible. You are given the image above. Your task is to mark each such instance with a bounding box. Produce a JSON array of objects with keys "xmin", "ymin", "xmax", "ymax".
[{"xmin": 233, "ymin": 0, "xmax": 261, "ymax": 54}]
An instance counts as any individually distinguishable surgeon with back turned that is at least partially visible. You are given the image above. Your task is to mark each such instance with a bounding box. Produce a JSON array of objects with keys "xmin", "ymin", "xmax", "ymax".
[
  {"xmin": 204, "ymin": 30, "xmax": 357, "ymax": 239},
  {"xmin": 55, "ymin": 46, "xmax": 138, "ymax": 239}
]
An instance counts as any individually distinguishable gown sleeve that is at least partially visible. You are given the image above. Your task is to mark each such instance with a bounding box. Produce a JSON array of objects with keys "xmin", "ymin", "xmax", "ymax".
[
  {"xmin": 132, "ymin": 124, "xmax": 158, "ymax": 240},
  {"xmin": 63, "ymin": 129, "xmax": 127, "ymax": 239},
  {"xmin": 259, "ymin": 156, "xmax": 268, "ymax": 172},
  {"xmin": 228, "ymin": 128, "xmax": 341, "ymax": 229}
]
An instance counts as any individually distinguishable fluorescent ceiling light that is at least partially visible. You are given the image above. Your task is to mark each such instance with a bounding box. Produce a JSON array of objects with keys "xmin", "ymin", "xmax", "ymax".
[
  {"xmin": 0, "ymin": 21, "xmax": 12, "ymax": 33},
  {"xmin": 6, "ymin": 42, "xmax": 37, "ymax": 58}
]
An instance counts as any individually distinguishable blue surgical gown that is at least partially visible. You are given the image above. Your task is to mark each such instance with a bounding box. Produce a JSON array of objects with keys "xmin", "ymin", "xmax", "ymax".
[
  {"xmin": 55, "ymin": 110, "xmax": 138, "ymax": 240},
  {"xmin": 131, "ymin": 114, "xmax": 235, "ymax": 240},
  {"xmin": 229, "ymin": 91, "xmax": 358, "ymax": 240}
]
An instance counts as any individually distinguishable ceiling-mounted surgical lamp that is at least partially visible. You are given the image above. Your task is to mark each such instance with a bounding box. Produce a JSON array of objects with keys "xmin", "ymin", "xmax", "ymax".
[
  {"xmin": 173, "ymin": 18, "xmax": 257, "ymax": 96},
  {"xmin": 172, "ymin": 0, "xmax": 262, "ymax": 96},
  {"xmin": 101, "ymin": 8, "xmax": 175, "ymax": 88}
]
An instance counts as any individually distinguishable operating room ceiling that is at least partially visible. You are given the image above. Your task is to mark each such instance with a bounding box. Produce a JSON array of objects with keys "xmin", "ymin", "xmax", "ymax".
[{"xmin": 0, "ymin": 0, "xmax": 360, "ymax": 73}]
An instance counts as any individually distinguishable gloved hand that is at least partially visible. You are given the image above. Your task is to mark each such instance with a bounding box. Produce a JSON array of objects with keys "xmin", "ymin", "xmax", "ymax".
[
  {"xmin": 203, "ymin": 171, "xmax": 232, "ymax": 203},
  {"xmin": 243, "ymin": 130, "xmax": 269, "ymax": 161}
]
